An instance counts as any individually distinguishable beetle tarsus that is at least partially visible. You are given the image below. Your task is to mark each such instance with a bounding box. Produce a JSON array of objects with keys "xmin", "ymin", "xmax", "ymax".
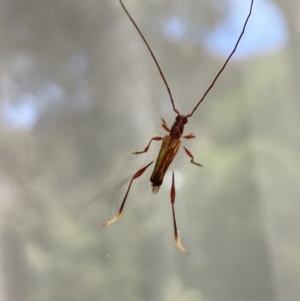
[
  {"xmin": 175, "ymin": 231, "xmax": 188, "ymax": 254},
  {"xmin": 103, "ymin": 213, "xmax": 121, "ymax": 227}
]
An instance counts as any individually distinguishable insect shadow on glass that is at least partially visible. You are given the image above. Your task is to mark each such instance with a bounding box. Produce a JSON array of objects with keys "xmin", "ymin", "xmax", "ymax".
[{"xmin": 104, "ymin": 0, "xmax": 254, "ymax": 254}]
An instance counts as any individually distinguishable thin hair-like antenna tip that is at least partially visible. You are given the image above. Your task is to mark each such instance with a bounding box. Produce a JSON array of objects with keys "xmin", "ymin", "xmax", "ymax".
[{"xmin": 187, "ymin": 0, "xmax": 254, "ymax": 117}]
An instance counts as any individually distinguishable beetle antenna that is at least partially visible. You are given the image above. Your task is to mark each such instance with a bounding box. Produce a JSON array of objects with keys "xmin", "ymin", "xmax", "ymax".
[
  {"xmin": 119, "ymin": 0, "xmax": 180, "ymax": 115},
  {"xmin": 186, "ymin": 0, "xmax": 254, "ymax": 118}
]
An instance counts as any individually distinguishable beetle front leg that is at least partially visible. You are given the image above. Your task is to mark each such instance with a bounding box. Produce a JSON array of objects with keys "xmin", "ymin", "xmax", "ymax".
[{"xmin": 161, "ymin": 118, "xmax": 170, "ymax": 132}]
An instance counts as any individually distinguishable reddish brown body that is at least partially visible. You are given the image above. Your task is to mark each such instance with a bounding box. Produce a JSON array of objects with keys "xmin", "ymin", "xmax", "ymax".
[
  {"xmin": 150, "ymin": 115, "xmax": 187, "ymax": 193},
  {"xmin": 150, "ymin": 135, "xmax": 181, "ymax": 193}
]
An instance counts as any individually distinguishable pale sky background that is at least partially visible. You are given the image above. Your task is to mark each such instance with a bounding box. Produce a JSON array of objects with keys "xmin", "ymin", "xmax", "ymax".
[{"xmin": 1, "ymin": 0, "xmax": 287, "ymax": 129}]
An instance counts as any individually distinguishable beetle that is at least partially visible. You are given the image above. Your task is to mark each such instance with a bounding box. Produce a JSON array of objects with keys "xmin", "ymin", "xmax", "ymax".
[{"xmin": 104, "ymin": 0, "xmax": 254, "ymax": 254}]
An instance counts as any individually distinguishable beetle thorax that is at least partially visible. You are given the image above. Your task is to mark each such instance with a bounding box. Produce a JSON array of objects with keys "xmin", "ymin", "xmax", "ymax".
[{"xmin": 170, "ymin": 115, "xmax": 188, "ymax": 139}]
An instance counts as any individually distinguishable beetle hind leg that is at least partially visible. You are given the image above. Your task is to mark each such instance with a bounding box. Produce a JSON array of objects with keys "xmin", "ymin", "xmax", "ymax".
[
  {"xmin": 103, "ymin": 160, "xmax": 155, "ymax": 227},
  {"xmin": 170, "ymin": 169, "xmax": 188, "ymax": 254}
]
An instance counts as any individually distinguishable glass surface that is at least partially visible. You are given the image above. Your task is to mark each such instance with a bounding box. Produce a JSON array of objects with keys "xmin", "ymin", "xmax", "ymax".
[{"xmin": 0, "ymin": 0, "xmax": 299, "ymax": 300}]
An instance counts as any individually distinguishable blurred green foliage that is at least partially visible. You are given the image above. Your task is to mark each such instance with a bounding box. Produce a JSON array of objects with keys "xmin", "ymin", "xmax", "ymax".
[{"xmin": 0, "ymin": 1, "xmax": 299, "ymax": 301}]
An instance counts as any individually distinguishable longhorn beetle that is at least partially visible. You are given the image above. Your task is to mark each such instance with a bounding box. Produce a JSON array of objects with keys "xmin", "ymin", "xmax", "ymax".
[{"xmin": 104, "ymin": 0, "xmax": 254, "ymax": 254}]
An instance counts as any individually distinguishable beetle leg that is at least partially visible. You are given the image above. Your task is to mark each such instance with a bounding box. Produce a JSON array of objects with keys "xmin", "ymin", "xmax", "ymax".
[
  {"xmin": 103, "ymin": 160, "xmax": 155, "ymax": 226},
  {"xmin": 182, "ymin": 146, "xmax": 203, "ymax": 167},
  {"xmin": 182, "ymin": 133, "xmax": 196, "ymax": 139},
  {"xmin": 161, "ymin": 118, "xmax": 170, "ymax": 132},
  {"xmin": 170, "ymin": 169, "xmax": 188, "ymax": 254},
  {"xmin": 133, "ymin": 137, "xmax": 163, "ymax": 154}
]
